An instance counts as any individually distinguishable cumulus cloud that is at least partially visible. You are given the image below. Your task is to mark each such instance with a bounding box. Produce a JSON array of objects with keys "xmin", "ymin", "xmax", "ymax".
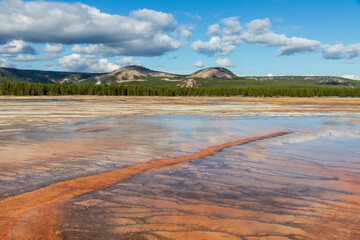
[
  {"xmin": 193, "ymin": 17, "xmax": 360, "ymax": 60},
  {"xmin": 130, "ymin": 8, "xmax": 176, "ymax": 31},
  {"xmin": 12, "ymin": 53, "xmax": 59, "ymax": 62},
  {"xmin": 193, "ymin": 60, "xmax": 205, "ymax": 67},
  {"xmin": 115, "ymin": 57, "xmax": 142, "ymax": 66},
  {"xmin": 241, "ymin": 18, "xmax": 360, "ymax": 59},
  {"xmin": 191, "ymin": 17, "xmax": 242, "ymax": 56},
  {"xmin": 342, "ymin": 75, "xmax": 360, "ymax": 81},
  {"xmin": 0, "ymin": 58, "xmax": 16, "ymax": 68},
  {"xmin": 42, "ymin": 44, "xmax": 64, "ymax": 53},
  {"xmin": 321, "ymin": 44, "xmax": 360, "ymax": 60},
  {"xmin": 58, "ymin": 54, "xmax": 119, "ymax": 72},
  {"xmin": 222, "ymin": 17, "xmax": 242, "ymax": 36},
  {"xmin": 215, "ymin": 58, "xmax": 235, "ymax": 67},
  {"xmin": 0, "ymin": 40, "xmax": 36, "ymax": 57},
  {"xmin": 267, "ymin": 73, "xmax": 274, "ymax": 77},
  {"xmin": 207, "ymin": 24, "xmax": 220, "ymax": 36},
  {"xmin": 241, "ymin": 18, "xmax": 321, "ymax": 56},
  {"xmin": 180, "ymin": 29, "xmax": 192, "ymax": 41},
  {"xmin": 0, "ymin": 0, "xmax": 185, "ymax": 57},
  {"xmin": 71, "ymin": 34, "xmax": 181, "ymax": 57}
]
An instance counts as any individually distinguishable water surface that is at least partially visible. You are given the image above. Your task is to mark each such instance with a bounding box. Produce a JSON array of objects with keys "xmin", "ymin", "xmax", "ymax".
[{"xmin": 0, "ymin": 114, "xmax": 359, "ymax": 239}]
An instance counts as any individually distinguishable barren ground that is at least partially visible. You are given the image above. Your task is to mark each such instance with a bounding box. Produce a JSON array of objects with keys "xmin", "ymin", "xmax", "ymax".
[
  {"xmin": 0, "ymin": 96, "xmax": 359, "ymax": 239},
  {"xmin": 1, "ymin": 96, "xmax": 360, "ymax": 128}
]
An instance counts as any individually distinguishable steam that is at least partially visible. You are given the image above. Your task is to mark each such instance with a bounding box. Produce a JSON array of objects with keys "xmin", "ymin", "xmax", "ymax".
[{"xmin": 95, "ymin": 76, "xmax": 101, "ymax": 85}]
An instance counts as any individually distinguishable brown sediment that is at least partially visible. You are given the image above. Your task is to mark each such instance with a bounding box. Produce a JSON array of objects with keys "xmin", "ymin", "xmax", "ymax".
[
  {"xmin": 56, "ymin": 130, "xmax": 360, "ymax": 239},
  {"xmin": 0, "ymin": 131, "xmax": 289, "ymax": 239}
]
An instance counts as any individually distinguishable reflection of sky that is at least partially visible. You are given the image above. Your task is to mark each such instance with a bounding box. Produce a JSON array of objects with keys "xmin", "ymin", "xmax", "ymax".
[
  {"xmin": 1, "ymin": 113, "xmax": 360, "ymax": 199},
  {"xmin": 56, "ymin": 114, "xmax": 360, "ymax": 239}
]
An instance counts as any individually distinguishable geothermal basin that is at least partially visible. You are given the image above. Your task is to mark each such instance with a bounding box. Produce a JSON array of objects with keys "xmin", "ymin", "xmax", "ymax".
[{"xmin": 0, "ymin": 96, "xmax": 359, "ymax": 239}]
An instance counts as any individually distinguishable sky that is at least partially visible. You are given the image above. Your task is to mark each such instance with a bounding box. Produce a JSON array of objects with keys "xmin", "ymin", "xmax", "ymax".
[{"xmin": 0, "ymin": 0, "xmax": 360, "ymax": 79}]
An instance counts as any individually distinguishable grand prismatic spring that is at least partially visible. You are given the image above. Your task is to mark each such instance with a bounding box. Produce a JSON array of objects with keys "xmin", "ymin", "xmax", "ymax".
[{"xmin": 0, "ymin": 97, "xmax": 359, "ymax": 239}]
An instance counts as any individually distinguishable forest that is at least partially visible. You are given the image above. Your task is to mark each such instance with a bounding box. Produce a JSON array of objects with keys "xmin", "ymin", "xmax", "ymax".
[{"xmin": 1, "ymin": 80, "xmax": 360, "ymax": 97}]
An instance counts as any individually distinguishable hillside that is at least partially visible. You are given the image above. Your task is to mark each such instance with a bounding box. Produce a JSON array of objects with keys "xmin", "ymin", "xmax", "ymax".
[
  {"xmin": 0, "ymin": 68, "xmax": 98, "ymax": 84},
  {"xmin": 188, "ymin": 67, "xmax": 236, "ymax": 79},
  {"xmin": 1, "ymin": 66, "xmax": 359, "ymax": 88},
  {"xmin": 98, "ymin": 65, "xmax": 182, "ymax": 85}
]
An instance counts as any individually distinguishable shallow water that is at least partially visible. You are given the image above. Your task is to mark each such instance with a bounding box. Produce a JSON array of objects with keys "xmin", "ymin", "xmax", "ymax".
[{"xmin": 1, "ymin": 114, "xmax": 360, "ymax": 239}]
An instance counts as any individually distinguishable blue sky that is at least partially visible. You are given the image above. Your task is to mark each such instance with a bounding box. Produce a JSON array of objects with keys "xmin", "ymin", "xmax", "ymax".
[{"xmin": 0, "ymin": 0, "xmax": 360, "ymax": 79}]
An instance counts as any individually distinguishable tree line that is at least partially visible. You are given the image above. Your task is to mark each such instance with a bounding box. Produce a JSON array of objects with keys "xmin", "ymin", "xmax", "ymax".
[{"xmin": 1, "ymin": 80, "xmax": 360, "ymax": 97}]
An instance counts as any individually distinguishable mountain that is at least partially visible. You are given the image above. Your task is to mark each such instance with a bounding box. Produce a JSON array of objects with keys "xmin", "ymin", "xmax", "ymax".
[
  {"xmin": 1, "ymin": 66, "xmax": 360, "ymax": 88},
  {"xmin": 188, "ymin": 67, "xmax": 236, "ymax": 79},
  {"xmin": 101, "ymin": 65, "xmax": 179, "ymax": 84},
  {"xmin": 0, "ymin": 68, "xmax": 98, "ymax": 84}
]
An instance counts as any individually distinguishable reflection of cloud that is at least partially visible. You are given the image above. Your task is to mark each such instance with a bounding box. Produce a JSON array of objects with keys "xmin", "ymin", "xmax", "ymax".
[{"xmin": 255, "ymin": 126, "xmax": 360, "ymax": 148}]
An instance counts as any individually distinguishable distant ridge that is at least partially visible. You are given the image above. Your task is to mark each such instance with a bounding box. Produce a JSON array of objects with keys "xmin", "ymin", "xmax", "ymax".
[
  {"xmin": 1, "ymin": 66, "xmax": 359, "ymax": 88},
  {"xmin": 104, "ymin": 65, "xmax": 177, "ymax": 83},
  {"xmin": 188, "ymin": 67, "xmax": 237, "ymax": 79}
]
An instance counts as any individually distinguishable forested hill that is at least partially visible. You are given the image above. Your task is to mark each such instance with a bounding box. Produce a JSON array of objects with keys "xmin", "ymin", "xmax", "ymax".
[
  {"xmin": 1, "ymin": 66, "xmax": 359, "ymax": 88},
  {"xmin": 0, "ymin": 68, "xmax": 98, "ymax": 84}
]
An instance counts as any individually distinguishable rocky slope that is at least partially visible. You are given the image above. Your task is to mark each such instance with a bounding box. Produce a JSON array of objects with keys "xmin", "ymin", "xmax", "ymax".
[
  {"xmin": 105, "ymin": 65, "xmax": 177, "ymax": 83},
  {"xmin": 188, "ymin": 67, "xmax": 236, "ymax": 79},
  {"xmin": 177, "ymin": 79, "xmax": 204, "ymax": 88}
]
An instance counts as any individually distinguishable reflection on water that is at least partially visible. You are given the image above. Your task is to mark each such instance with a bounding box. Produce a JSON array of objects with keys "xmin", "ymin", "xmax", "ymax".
[{"xmin": 1, "ymin": 114, "xmax": 360, "ymax": 239}]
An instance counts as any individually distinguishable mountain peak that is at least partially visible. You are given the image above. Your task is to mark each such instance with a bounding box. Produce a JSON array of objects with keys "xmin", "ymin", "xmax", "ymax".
[
  {"xmin": 106, "ymin": 65, "xmax": 174, "ymax": 82},
  {"xmin": 188, "ymin": 67, "xmax": 236, "ymax": 79},
  {"xmin": 120, "ymin": 65, "xmax": 157, "ymax": 73}
]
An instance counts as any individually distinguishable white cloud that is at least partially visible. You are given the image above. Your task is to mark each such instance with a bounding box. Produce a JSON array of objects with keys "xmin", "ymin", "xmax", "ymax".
[
  {"xmin": 0, "ymin": 58, "xmax": 16, "ymax": 68},
  {"xmin": 12, "ymin": 53, "xmax": 59, "ymax": 62},
  {"xmin": 130, "ymin": 8, "xmax": 176, "ymax": 31},
  {"xmin": 241, "ymin": 18, "xmax": 321, "ymax": 56},
  {"xmin": 191, "ymin": 17, "xmax": 242, "ymax": 56},
  {"xmin": 215, "ymin": 58, "xmax": 235, "ymax": 67},
  {"xmin": 321, "ymin": 44, "xmax": 360, "ymax": 60},
  {"xmin": 71, "ymin": 33, "xmax": 181, "ymax": 57},
  {"xmin": 207, "ymin": 24, "xmax": 220, "ymax": 36},
  {"xmin": 342, "ymin": 75, "xmax": 360, "ymax": 81},
  {"xmin": 58, "ymin": 54, "xmax": 119, "ymax": 72},
  {"xmin": 267, "ymin": 73, "xmax": 274, "ymax": 77},
  {"xmin": 0, "ymin": 40, "xmax": 36, "ymax": 57},
  {"xmin": 193, "ymin": 17, "xmax": 360, "ymax": 60},
  {"xmin": 193, "ymin": 60, "xmax": 205, "ymax": 67},
  {"xmin": 180, "ymin": 29, "xmax": 192, "ymax": 41},
  {"xmin": 0, "ymin": 0, "xmax": 184, "ymax": 57},
  {"xmin": 115, "ymin": 57, "xmax": 142, "ymax": 66},
  {"xmin": 221, "ymin": 17, "xmax": 242, "ymax": 35},
  {"xmin": 191, "ymin": 36, "xmax": 221, "ymax": 56},
  {"xmin": 42, "ymin": 44, "xmax": 64, "ymax": 53}
]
